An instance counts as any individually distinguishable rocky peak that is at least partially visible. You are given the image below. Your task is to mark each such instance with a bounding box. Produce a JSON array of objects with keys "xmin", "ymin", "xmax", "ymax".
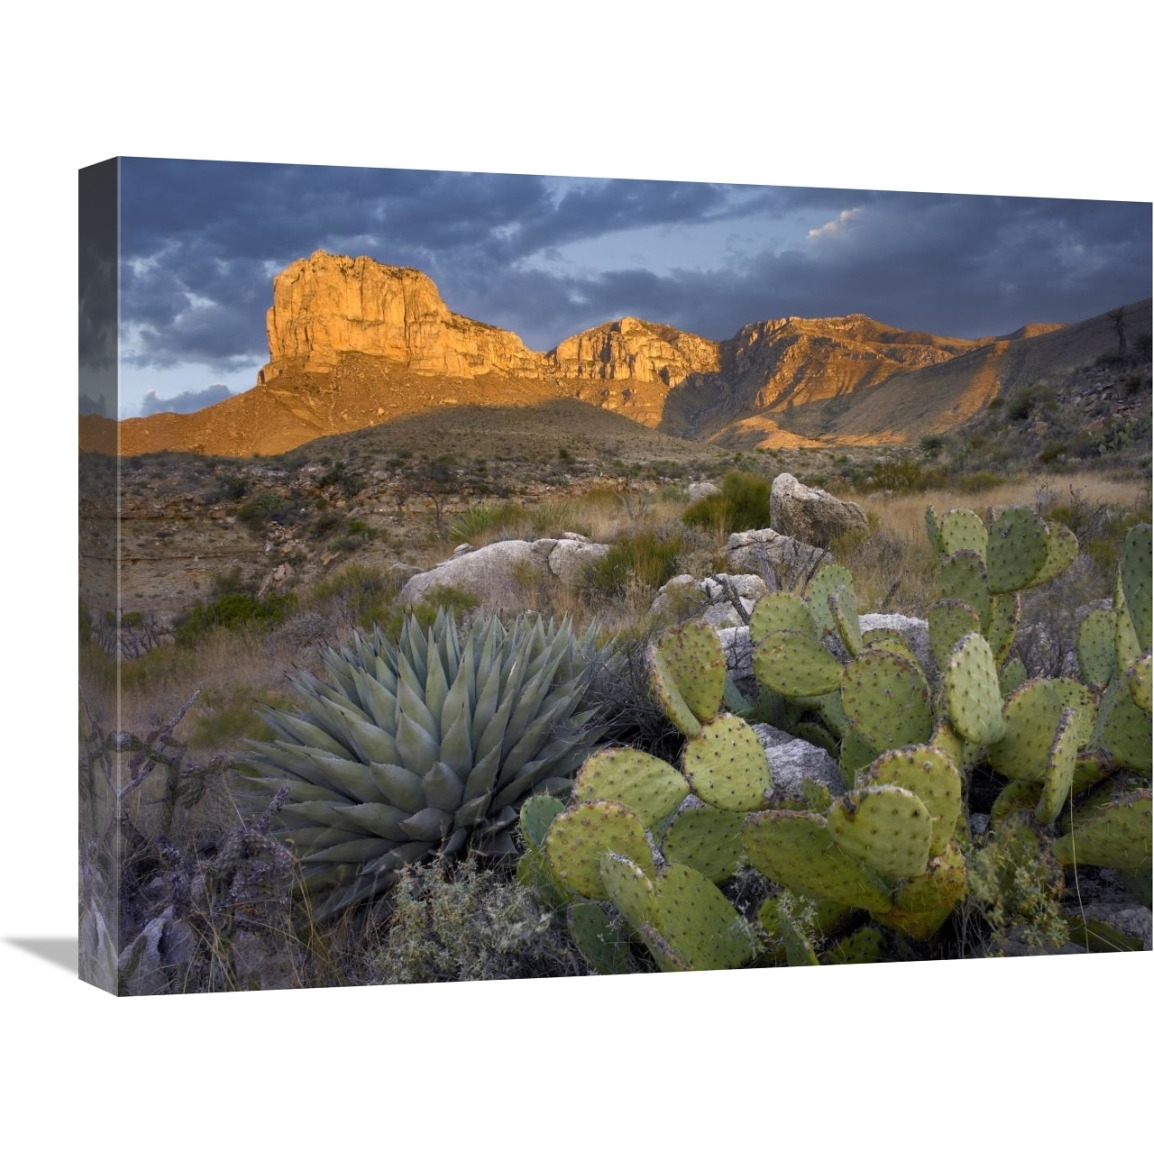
[
  {"xmin": 259, "ymin": 251, "xmax": 544, "ymax": 384},
  {"xmin": 548, "ymin": 315, "xmax": 720, "ymax": 387}
]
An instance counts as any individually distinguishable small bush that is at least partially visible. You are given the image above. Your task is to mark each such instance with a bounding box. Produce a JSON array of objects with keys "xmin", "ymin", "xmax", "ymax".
[
  {"xmin": 683, "ymin": 471, "xmax": 771, "ymax": 534},
  {"xmin": 174, "ymin": 591, "xmax": 295, "ymax": 646},
  {"xmin": 585, "ymin": 531, "xmax": 683, "ymax": 598},
  {"xmin": 237, "ymin": 492, "xmax": 295, "ymax": 530},
  {"xmin": 368, "ymin": 857, "xmax": 585, "ymax": 984},
  {"xmin": 448, "ymin": 501, "xmax": 523, "ymax": 543}
]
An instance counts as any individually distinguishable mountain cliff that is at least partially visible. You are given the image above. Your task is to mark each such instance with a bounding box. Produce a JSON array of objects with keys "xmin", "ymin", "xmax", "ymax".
[{"xmin": 109, "ymin": 251, "xmax": 1150, "ymax": 458}]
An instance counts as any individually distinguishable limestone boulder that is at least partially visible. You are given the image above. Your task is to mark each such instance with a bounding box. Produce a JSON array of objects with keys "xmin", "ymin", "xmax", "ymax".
[
  {"xmin": 754, "ymin": 724, "xmax": 845, "ymax": 798},
  {"xmin": 726, "ymin": 527, "xmax": 828, "ymax": 576},
  {"xmin": 770, "ymin": 472, "xmax": 867, "ymax": 546},
  {"xmin": 650, "ymin": 573, "xmax": 767, "ymax": 628},
  {"xmin": 688, "ymin": 481, "xmax": 722, "ymax": 502}
]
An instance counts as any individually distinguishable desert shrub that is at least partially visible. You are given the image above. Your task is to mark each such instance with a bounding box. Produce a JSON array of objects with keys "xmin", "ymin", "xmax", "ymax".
[
  {"xmin": 919, "ymin": 434, "xmax": 946, "ymax": 459},
  {"xmin": 237, "ymin": 492, "xmax": 295, "ymax": 530},
  {"xmin": 308, "ymin": 563, "xmax": 401, "ymax": 629},
  {"xmin": 318, "ymin": 460, "xmax": 364, "ymax": 498},
  {"xmin": 683, "ymin": 470, "xmax": 771, "ymax": 534},
  {"xmin": 1036, "ymin": 440, "xmax": 1068, "ymax": 465},
  {"xmin": 367, "ymin": 857, "xmax": 585, "ymax": 984},
  {"xmin": 585, "ymin": 530, "xmax": 683, "ymax": 598},
  {"xmin": 448, "ymin": 501, "xmax": 523, "ymax": 543},
  {"xmin": 174, "ymin": 591, "xmax": 295, "ymax": 646}
]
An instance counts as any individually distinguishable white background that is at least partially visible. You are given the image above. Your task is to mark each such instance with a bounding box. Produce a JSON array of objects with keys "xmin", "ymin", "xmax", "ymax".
[{"xmin": 1, "ymin": 2, "xmax": 1150, "ymax": 1148}]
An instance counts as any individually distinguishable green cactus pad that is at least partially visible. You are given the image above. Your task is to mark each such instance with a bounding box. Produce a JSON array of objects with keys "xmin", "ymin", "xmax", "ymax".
[
  {"xmin": 874, "ymin": 841, "xmax": 967, "ymax": 940},
  {"xmin": 829, "ymin": 589, "xmax": 863, "ymax": 657},
  {"xmin": 841, "ymin": 650, "xmax": 933, "ymax": 752},
  {"xmin": 1072, "ymin": 750, "xmax": 1115, "ymax": 795},
  {"xmin": 742, "ymin": 810, "xmax": 893, "ymax": 914},
  {"xmin": 543, "ymin": 800, "xmax": 654, "ymax": 900},
  {"xmin": 775, "ymin": 905, "xmax": 821, "ymax": 966},
  {"xmin": 572, "ymin": 747, "xmax": 690, "ymax": 826},
  {"xmin": 1052, "ymin": 788, "xmax": 1153, "ymax": 869},
  {"xmin": 753, "ymin": 629, "xmax": 845, "ymax": 698},
  {"xmin": 945, "ymin": 632, "xmax": 1006, "ymax": 746},
  {"xmin": 839, "ymin": 727, "xmax": 881, "ymax": 788},
  {"xmin": 805, "ymin": 563, "xmax": 855, "ymax": 637},
  {"xmin": 990, "ymin": 780, "xmax": 1043, "ymax": 823},
  {"xmin": 986, "ymin": 507, "xmax": 1050, "ymax": 593},
  {"xmin": 1120, "ymin": 524, "xmax": 1152, "ymax": 652},
  {"xmin": 654, "ymin": 863, "xmax": 758, "ymax": 970},
  {"xmin": 1035, "ymin": 709, "xmax": 1080, "ymax": 825},
  {"xmin": 929, "ymin": 599, "xmax": 983, "ymax": 673},
  {"xmin": 649, "ymin": 650, "xmax": 702, "ymax": 737},
  {"xmin": 1076, "ymin": 609, "xmax": 1117, "ymax": 689},
  {"xmin": 925, "ymin": 506, "xmax": 942, "ymax": 553},
  {"xmin": 749, "ymin": 592, "xmax": 818, "ymax": 644},
  {"xmin": 682, "ymin": 715, "xmax": 772, "ymax": 813},
  {"xmin": 599, "ymin": 852, "xmax": 659, "ymax": 931},
  {"xmin": 661, "ymin": 800, "xmax": 746, "ymax": 882},
  {"xmin": 823, "ymin": 925, "xmax": 886, "ymax": 965},
  {"xmin": 519, "ymin": 793, "xmax": 566, "ymax": 852},
  {"xmin": 988, "ymin": 679, "xmax": 1095, "ymax": 783},
  {"xmin": 636, "ymin": 923, "xmax": 690, "ymax": 973},
  {"xmin": 999, "ymin": 657, "xmax": 1028, "ymax": 698},
  {"xmin": 862, "ymin": 630, "xmax": 921, "ymax": 667},
  {"xmin": 938, "ymin": 550, "xmax": 990, "ymax": 628},
  {"xmin": 794, "ymin": 721, "xmax": 839, "ymax": 758},
  {"xmin": 929, "ymin": 720, "xmax": 965, "ymax": 769},
  {"xmin": 566, "ymin": 902, "xmax": 636, "ymax": 975},
  {"xmin": 758, "ymin": 895, "xmax": 853, "ymax": 960},
  {"xmin": 827, "ymin": 785, "xmax": 934, "ymax": 879},
  {"xmin": 861, "ymin": 746, "xmax": 962, "ymax": 858},
  {"xmin": 938, "ymin": 508, "xmax": 988, "ymax": 558},
  {"xmin": 649, "ymin": 622, "xmax": 727, "ymax": 735},
  {"xmin": 1027, "ymin": 520, "xmax": 1079, "ymax": 587},
  {"xmin": 1097, "ymin": 676, "xmax": 1153, "ymax": 776},
  {"xmin": 1128, "ymin": 654, "xmax": 1152, "ymax": 717},
  {"xmin": 1114, "ymin": 569, "xmax": 1142, "ymax": 674},
  {"xmin": 986, "ymin": 593, "xmax": 1021, "ymax": 667}
]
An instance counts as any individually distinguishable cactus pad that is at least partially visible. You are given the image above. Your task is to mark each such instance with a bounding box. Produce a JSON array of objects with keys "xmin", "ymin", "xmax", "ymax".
[
  {"xmin": 841, "ymin": 650, "xmax": 933, "ymax": 752},
  {"xmin": 749, "ymin": 592, "xmax": 818, "ymax": 644},
  {"xmin": 1028, "ymin": 520, "xmax": 1079, "ymax": 587},
  {"xmin": 1035, "ymin": 708, "xmax": 1079, "ymax": 825},
  {"xmin": 823, "ymin": 925, "xmax": 886, "ymax": 965},
  {"xmin": 925, "ymin": 506, "xmax": 942, "ymax": 553},
  {"xmin": 599, "ymin": 851, "xmax": 659, "ymax": 931},
  {"xmin": 572, "ymin": 747, "xmax": 690, "ymax": 826},
  {"xmin": 682, "ymin": 714, "xmax": 772, "ymax": 812},
  {"xmin": 988, "ymin": 678, "xmax": 1094, "ymax": 783},
  {"xmin": 805, "ymin": 563, "xmax": 855, "ymax": 636},
  {"xmin": 874, "ymin": 841, "xmax": 967, "ymax": 940},
  {"xmin": 742, "ymin": 810, "xmax": 893, "ymax": 914},
  {"xmin": 938, "ymin": 550, "xmax": 990, "ymax": 628},
  {"xmin": 945, "ymin": 632, "xmax": 1005, "ymax": 745},
  {"xmin": 827, "ymin": 785, "xmax": 933, "ymax": 879},
  {"xmin": 985, "ymin": 593, "xmax": 1021, "ymax": 666},
  {"xmin": 999, "ymin": 657, "xmax": 1028, "ymax": 698},
  {"xmin": 1097, "ymin": 676, "xmax": 1153, "ymax": 775},
  {"xmin": 938, "ymin": 508, "xmax": 988, "ymax": 558},
  {"xmin": 861, "ymin": 746, "xmax": 962, "ymax": 858},
  {"xmin": 519, "ymin": 793, "xmax": 565, "ymax": 852},
  {"xmin": 1128, "ymin": 653, "xmax": 1152, "ymax": 717},
  {"xmin": 1076, "ymin": 609, "xmax": 1117, "ymax": 689},
  {"xmin": 839, "ymin": 726, "xmax": 881, "ymax": 787},
  {"xmin": 1120, "ymin": 523, "xmax": 1152, "ymax": 652},
  {"xmin": 649, "ymin": 621, "xmax": 726, "ymax": 735},
  {"xmin": 1052, "ymin": 788, "xmax": 1152, "ymax": 869},
  {"xmin": 753, "ymin": 629, "xmax": 845, "ymax": 697},
  {"xmin": 862, "ymin": 629, "xmax": 921, "ymax": 667},
  {"xmin": 661, "ymin": 800, "xmax": 746, "ymax": 882},
  {"xmin": 543, "ymin": 800, "xmax": 654, "ymax": 900},
  {"xmin": 986, "ymin": 507, "xmax": 1049, "ymax": 593},
  {"xmin": 929, "ymin": 599, "xmax": 983, "ymax": 672},
  {"xmin": 654, "ymin": 863, "xmax": 758, "ymax": 970},
  {"xmin": 829, "ymin": 589, "xmax": 863, "ymax": 657},
  {"xmin": 990, "ymin": 780, "xmax": 1043, "ymax": 823}
]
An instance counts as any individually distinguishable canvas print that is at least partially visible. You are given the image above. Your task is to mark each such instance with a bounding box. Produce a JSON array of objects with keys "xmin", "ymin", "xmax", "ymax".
[{"xmin": 79, "ymin": 158, "xmax": 1152, "ymax": 995}]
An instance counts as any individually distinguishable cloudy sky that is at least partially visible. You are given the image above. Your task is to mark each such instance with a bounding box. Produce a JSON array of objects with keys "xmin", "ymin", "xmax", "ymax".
[{"xmin": 106, "ymin": 157, "xmax": 1151, "ymax": 418}]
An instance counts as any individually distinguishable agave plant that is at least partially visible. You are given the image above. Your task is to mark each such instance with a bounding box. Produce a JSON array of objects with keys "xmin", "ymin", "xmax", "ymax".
[{"xmin": 240, "ymin": 609, "xmax": 609, "ymax": 920}]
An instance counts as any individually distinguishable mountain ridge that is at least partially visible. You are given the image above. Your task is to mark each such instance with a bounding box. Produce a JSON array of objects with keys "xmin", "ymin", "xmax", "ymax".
[{"xmin": 108, "ymin": 251, "xmax": 1151, "ymax": 457}]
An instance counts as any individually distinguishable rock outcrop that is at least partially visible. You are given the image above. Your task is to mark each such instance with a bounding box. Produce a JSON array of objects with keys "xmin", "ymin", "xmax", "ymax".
[
  {"xmin": 726, "ymin": 527, "xmax": 828, "ymax": 576},
  {"xmin": 770, "ymin": 472, "xmax": 868, "ymax": 546},
  {"xmin": 260, "ymin": 251, "xmax": 544, "ymax": 383},
  {"xmin": 399, "ymin": 533, "xmax": 609, "ymax": 611}
]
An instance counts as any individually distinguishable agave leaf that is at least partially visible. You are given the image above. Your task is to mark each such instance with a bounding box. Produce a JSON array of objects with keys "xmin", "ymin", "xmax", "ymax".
[
  {"xmin": 395, "ymin": 710, "xmax": 440, "ymax": 776},
  {"xmin": 423, "ymin": 644, "xmax": 451, "ymax": 726},
  {"xmin": 439, "ymin": 697, "xmax": 475, "ymax": 777},
  {"xmin": 368, "ymin": 762, "xmax": 426, "ymax": 814},
  {"xmin": 399, "ymin": 807, "xmax": 454, "ymax": 841},
  {"xmin": 257, "ymin": 709, "xmax": 351, "ymax": 759},
  {"xmin": 422, "ymin": 761, "xmax": 466, "ymax": 811},
  {"xmin": 476, "ymin": 683, "xmax": 519, "ymax": 767},
  {"xmin": 496, "ymin": 695, "xmax": 575, "ymax": 785},
  {"xmin": 340, "ymin": 712, "xmax": 401, "ymax": 767},
  {"xmin": 461, "ymin": 746, "xmax": 502, "ymax": 806},
  {"xmin": 303, "ymin": 837, "xmax": 397, "ymax": 865},
  {"xmin": 353, "ymin": 669, "xmax": 397, "ymax": 732},
  {"xmin": 340, "ymin": 803, "xmax": 412, "ymax": 841}
]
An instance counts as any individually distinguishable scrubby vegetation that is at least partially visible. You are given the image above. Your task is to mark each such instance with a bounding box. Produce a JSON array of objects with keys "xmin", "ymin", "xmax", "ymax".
[{"xmin": 80, "ymin": 477, "xmax": 1152, "ymax": 991}]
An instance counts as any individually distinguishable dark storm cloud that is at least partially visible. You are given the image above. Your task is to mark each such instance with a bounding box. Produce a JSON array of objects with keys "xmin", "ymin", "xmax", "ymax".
[
  {"xmin": 119, "ymin": 159, "xmax": 1151, "ymax": 385},
  {"xmin": 140, "ymin": 384, "xmax": 233, "ymax": 416}
]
